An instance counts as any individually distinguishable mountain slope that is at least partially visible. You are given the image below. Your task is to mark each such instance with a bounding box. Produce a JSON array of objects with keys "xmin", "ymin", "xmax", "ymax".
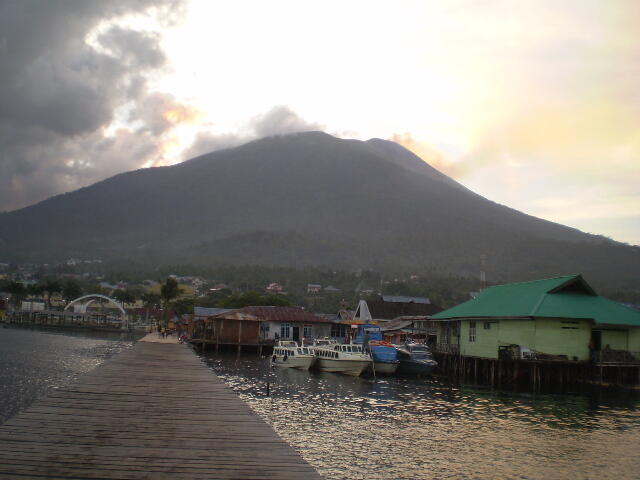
[{"xmin": 0, "ymin": 131, "xmax": 638, "ymax": 290}]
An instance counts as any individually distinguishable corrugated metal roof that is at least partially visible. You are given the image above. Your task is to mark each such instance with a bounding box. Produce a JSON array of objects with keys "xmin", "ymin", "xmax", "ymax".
[
  {"xmin": 379, "ymin": 319, "xmax": 415, "ymax": 331},
  {"xmin": 194, "ymin": 307, "xmax": 233, "ymax": 317},
  {"xmin": 432, "ymin": 274, "xmax": 640, "ymax": 327},
  {"xmin": 382, "ymin": 295, "xmax": 431, "ymax": 304},
  {"xmin": 365, "ymin": 300, "xmax": 442, "ymax": 320},
  {"xmin": 239, "ymin": 306, "xmax": 332, "ymax": 323}
]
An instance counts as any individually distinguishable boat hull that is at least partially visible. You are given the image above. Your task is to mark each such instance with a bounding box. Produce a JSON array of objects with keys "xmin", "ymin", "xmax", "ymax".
[
  {"xmin": 272, "ymin": 356, "xmax": 316, "ymax": 370},
  {"xmin": 316, "ymin": 358, "xmax": 371, "ymax": 376},
  {"xmin": 398, "ymin": 360, "xmax": 436, "ymax": 376},
  {"xmin": 372, "ymin": 361, "xmax": 399, "ymax": 375}
]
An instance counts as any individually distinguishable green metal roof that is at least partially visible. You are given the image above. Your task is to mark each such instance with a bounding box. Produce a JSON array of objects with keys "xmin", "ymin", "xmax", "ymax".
[{"xmin": 431, "ymin": 275, "xmax": 640, "ymax": 327}]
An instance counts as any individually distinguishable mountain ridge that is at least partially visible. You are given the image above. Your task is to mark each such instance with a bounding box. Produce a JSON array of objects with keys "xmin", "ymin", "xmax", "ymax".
[{"xmin": 0, "ymin": 131, "xmax": 637, "ymax": 291}]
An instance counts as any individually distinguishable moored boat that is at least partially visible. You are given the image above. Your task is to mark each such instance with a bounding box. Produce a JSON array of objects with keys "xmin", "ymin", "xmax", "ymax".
[
  {"xmin": 272, "ymin": 340, "xmax": 316, "ymax": 370},
  {"xmin": 395, "ymin": 343, "xmax": 437, "ymax": 376},
  {"xmin": 354, "ymin": 324, "xmax": 400, "ymax": 375},
  {"xmin": 313, "ymin": 341, "xmax": 372, "ymax": 376}
]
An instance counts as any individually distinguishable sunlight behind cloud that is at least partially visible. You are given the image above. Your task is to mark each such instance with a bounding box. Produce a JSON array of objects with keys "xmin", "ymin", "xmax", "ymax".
[{"xmin": 5, "ymin": 0, "xmax": 634, "ymax": 243}]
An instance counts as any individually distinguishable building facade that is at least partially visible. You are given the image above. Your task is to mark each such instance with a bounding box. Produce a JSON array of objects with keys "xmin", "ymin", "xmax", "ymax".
[{"xmin": 432, "ymin": 275, "xmax": 640, "ymax": 362}]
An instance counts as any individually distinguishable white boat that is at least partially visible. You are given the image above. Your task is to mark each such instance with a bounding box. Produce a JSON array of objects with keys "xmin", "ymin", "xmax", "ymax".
[
  {"xmin": 271, "ymin": 341, "xmax": 316, "ymax": 370},
  {"xmin": 312, "ymin": 341, "xmax": 372, "ymax": 376}
]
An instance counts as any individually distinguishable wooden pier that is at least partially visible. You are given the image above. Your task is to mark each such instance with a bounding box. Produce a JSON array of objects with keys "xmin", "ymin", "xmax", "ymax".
[{"xmin": 0, "ymin": 341, "xmax": 322, "ymax": 479}]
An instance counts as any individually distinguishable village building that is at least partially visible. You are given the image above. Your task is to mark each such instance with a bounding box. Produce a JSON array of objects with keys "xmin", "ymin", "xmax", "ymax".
[
  {"xmin": 208, "ymin": 283, "xmax": 229, "ymax": 293},
  {"xmin": 431, "ymin": 274, "xmax": 640, "ymax": 363},
  {"xmin": 353, "ymin": 295, "xmax": 443, "ymax": 324},
  {"xmin": 265, "ymin": 282, "xmax": 284, "ymax": 294},
  {"xmin": 191, "ymin": 306, "xmax": 332, "ymax": 350},
  {"xmin": 380, "ymin": 316, "xmax": 438, "ymax": 344},
  {"xmin": 247, "ymin": 306, "xmax": 332, "ymax": 342},
  {"xmin": 307, "ymin": 283, "xmax": 322, "ymax": 294}
]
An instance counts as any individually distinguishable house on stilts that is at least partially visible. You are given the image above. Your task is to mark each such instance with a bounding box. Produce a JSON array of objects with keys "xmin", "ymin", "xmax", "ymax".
[{"xmin": 431, "ymin": 274, "xmax": 640, "ymax": 390}]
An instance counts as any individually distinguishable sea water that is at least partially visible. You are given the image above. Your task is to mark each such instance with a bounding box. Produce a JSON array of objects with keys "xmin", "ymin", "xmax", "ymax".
[
  {"xmin": 0, "ymin": 326, "xmax": 136, "ymax": 424},
  {"xmin": 2, "ymin": 328, "xmax": 638, "ymax": 480},
  {"xmin": 203, "ymin": 352, "xmax": 640, "ymax": 480}
]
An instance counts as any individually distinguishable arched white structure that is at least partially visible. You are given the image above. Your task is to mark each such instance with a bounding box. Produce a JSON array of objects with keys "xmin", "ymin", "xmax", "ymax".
[{"xmin": 64, "ymin": 294, "xmax": 126, "ymax": 317}]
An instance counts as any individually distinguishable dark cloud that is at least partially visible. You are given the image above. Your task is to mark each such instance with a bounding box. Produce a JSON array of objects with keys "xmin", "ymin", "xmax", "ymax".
[
  {"xmin": 0, "ymin": 0, "xmax": 187, "ymax": 211},
  {"xmin": 183, "ymin": 105, "xmax": 323, "ymax": 159}
]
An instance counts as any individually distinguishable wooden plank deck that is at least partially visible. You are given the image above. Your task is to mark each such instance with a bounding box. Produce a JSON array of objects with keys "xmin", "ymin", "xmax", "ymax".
[{"xmin": 0, "ymin": 342, "xmax": 322, "ymax": 479}]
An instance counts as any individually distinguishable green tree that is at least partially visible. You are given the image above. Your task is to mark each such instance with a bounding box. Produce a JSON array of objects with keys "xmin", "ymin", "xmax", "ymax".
[
  {"xmin": 141, "ymin": 292, "xmax": 161, "ymax": 309},
  {"xmin": 160, "ymin": 278, "xmax": 181, "ymax": 327},
  {"xmin": 141, "ymin": 292, "xmax": 161, "ymax": 325},
  {"xmin": 41, "ymin": 279, "xmax": 62, "ymax": 308},
  {"xmin": 5, "ymin": 282, "xmax": 27, "ymax": 308},
  {"xmin": 173, "ymin": 297, "xmax": 197, "ymax": 316},
  {"xmin": 113, "ymin": 289, "xmax": 136, "ymax": 307},
  {"xmin": 26, "ymin": 283, "xmax": 44, "ymax": 298},
  {"xmin": 62, "ymin": 280, "xmax": 83, "ymax": 303}
]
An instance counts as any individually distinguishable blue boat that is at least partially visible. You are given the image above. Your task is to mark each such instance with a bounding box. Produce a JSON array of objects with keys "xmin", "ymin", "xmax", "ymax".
[{"xmin": 353, "ymin": 324, "xmax": 399, "ymax": 375}]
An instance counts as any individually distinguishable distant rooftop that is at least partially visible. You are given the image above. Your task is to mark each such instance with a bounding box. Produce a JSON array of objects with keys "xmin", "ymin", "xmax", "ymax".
[
  {"xmin": 382, "ymin": 295, "xmax": 431, "ymax": 304},
  {"xmin": 194, "ymin": 307, "xmax": 233, "ymax": 317}
]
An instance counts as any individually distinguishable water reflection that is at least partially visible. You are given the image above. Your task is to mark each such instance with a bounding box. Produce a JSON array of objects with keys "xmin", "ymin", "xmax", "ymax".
[
  {"xmin": 203, "ymin": 353, "xmax": 640, "ymax": 480},
  {"xmin": 0, "ymin": 326, "xmax": 136, "ymax": 424}
]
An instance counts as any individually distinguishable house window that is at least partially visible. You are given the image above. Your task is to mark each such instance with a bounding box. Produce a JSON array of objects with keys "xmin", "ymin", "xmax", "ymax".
[
  {"xmin": 469, "ymin": 321, "xmax": 476, "ymax": 343},
  {"xmin": 303, "ymin": 324, "xmax": 312, "ymax": 338},
  {"xmin": 280, "ymin": 323, "xmax": 290, "ymax": 338},
  {"xmin": 484, "ymin": 322, "xmax": 491, "ymax": 330},
  {"xmin": 561, "ymin": 321, "xmax": 579, "ymax": 330}
]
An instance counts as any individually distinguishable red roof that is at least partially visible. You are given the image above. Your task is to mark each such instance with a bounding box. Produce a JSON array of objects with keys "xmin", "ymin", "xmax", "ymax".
[{"xmin": 238, "ymin": 306, "xmax": 331, "ymax": 323}]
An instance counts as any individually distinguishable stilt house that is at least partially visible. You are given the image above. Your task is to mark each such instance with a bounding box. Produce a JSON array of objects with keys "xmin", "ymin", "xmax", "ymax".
[{"xmin": 431, "ymin": 274, "xmax": 640, "ymax": 362}]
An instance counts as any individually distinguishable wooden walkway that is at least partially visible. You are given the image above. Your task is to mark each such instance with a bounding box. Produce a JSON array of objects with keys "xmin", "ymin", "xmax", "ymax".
[{"xmin": 0, "ymin": 342, "xmax": 322, "ymax": 479}]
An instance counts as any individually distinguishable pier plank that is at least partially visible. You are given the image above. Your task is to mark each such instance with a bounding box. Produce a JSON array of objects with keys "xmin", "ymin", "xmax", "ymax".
[{"xmin": 0, "ymin": 342, "xmax": 322, "ymax": 479}]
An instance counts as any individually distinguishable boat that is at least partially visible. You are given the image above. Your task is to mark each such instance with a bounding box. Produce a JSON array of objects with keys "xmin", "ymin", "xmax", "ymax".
[
  {"xmin": 395, "ymin": 343, "xmax": 438, "ymax": 376},
  {"xmin": 353, "ymin": 324, "xmax": 400, "ymax": 375},
  {"xmin": 271, "ymin": 340, "xmax": 316, "ymax": 370},
  {"xmin": 312, "ymin": 340, "xmax": 372, "ymax": 376}
]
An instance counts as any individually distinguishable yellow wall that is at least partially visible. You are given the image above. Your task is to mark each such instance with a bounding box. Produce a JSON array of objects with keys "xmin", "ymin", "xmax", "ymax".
[
  {"xmin": 448, "ymin": 317, "xmax": 592, "ymax": 360},
  {"xmin": 600, "ymin": 329, "xmax": 629, "ymax": 351},
  {"xmin": 628, "ymin": 329, "xmax": 640, "ymax": 353}
]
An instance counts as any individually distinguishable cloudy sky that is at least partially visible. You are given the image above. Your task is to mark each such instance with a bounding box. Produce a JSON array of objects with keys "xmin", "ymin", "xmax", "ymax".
[{"xmin": 1, "ymin": 0, "xmax": 638, "ymax": 245}]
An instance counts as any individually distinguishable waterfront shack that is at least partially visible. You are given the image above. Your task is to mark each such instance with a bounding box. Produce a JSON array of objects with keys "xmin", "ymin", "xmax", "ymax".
[
  {"xmin": 191, "ymin": 306, "xmax": 332, "ymax": 353},
  {"xmin": 431, "ymin": 274, "xmax": 640, "ymax": 389},
  {"xmin": 192, "ymin": 309, "xmax": 261, "ymax": 352},
  {"xmin": 247, "ymin": 306, "xmax": 332, "ymax": 343},
  {"xmin": 380, "ymin": 316, "xmax": 438, "ymax": 344}
]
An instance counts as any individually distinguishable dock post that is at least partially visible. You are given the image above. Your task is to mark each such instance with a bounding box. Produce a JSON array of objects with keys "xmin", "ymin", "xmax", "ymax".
[
  {"xmin": 474, "ymin": 358, "xmax": 478, "ymax": 383},
  {"xmin": 490, "ymin": 361, "xmax": 495, "ymax": 387}
]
